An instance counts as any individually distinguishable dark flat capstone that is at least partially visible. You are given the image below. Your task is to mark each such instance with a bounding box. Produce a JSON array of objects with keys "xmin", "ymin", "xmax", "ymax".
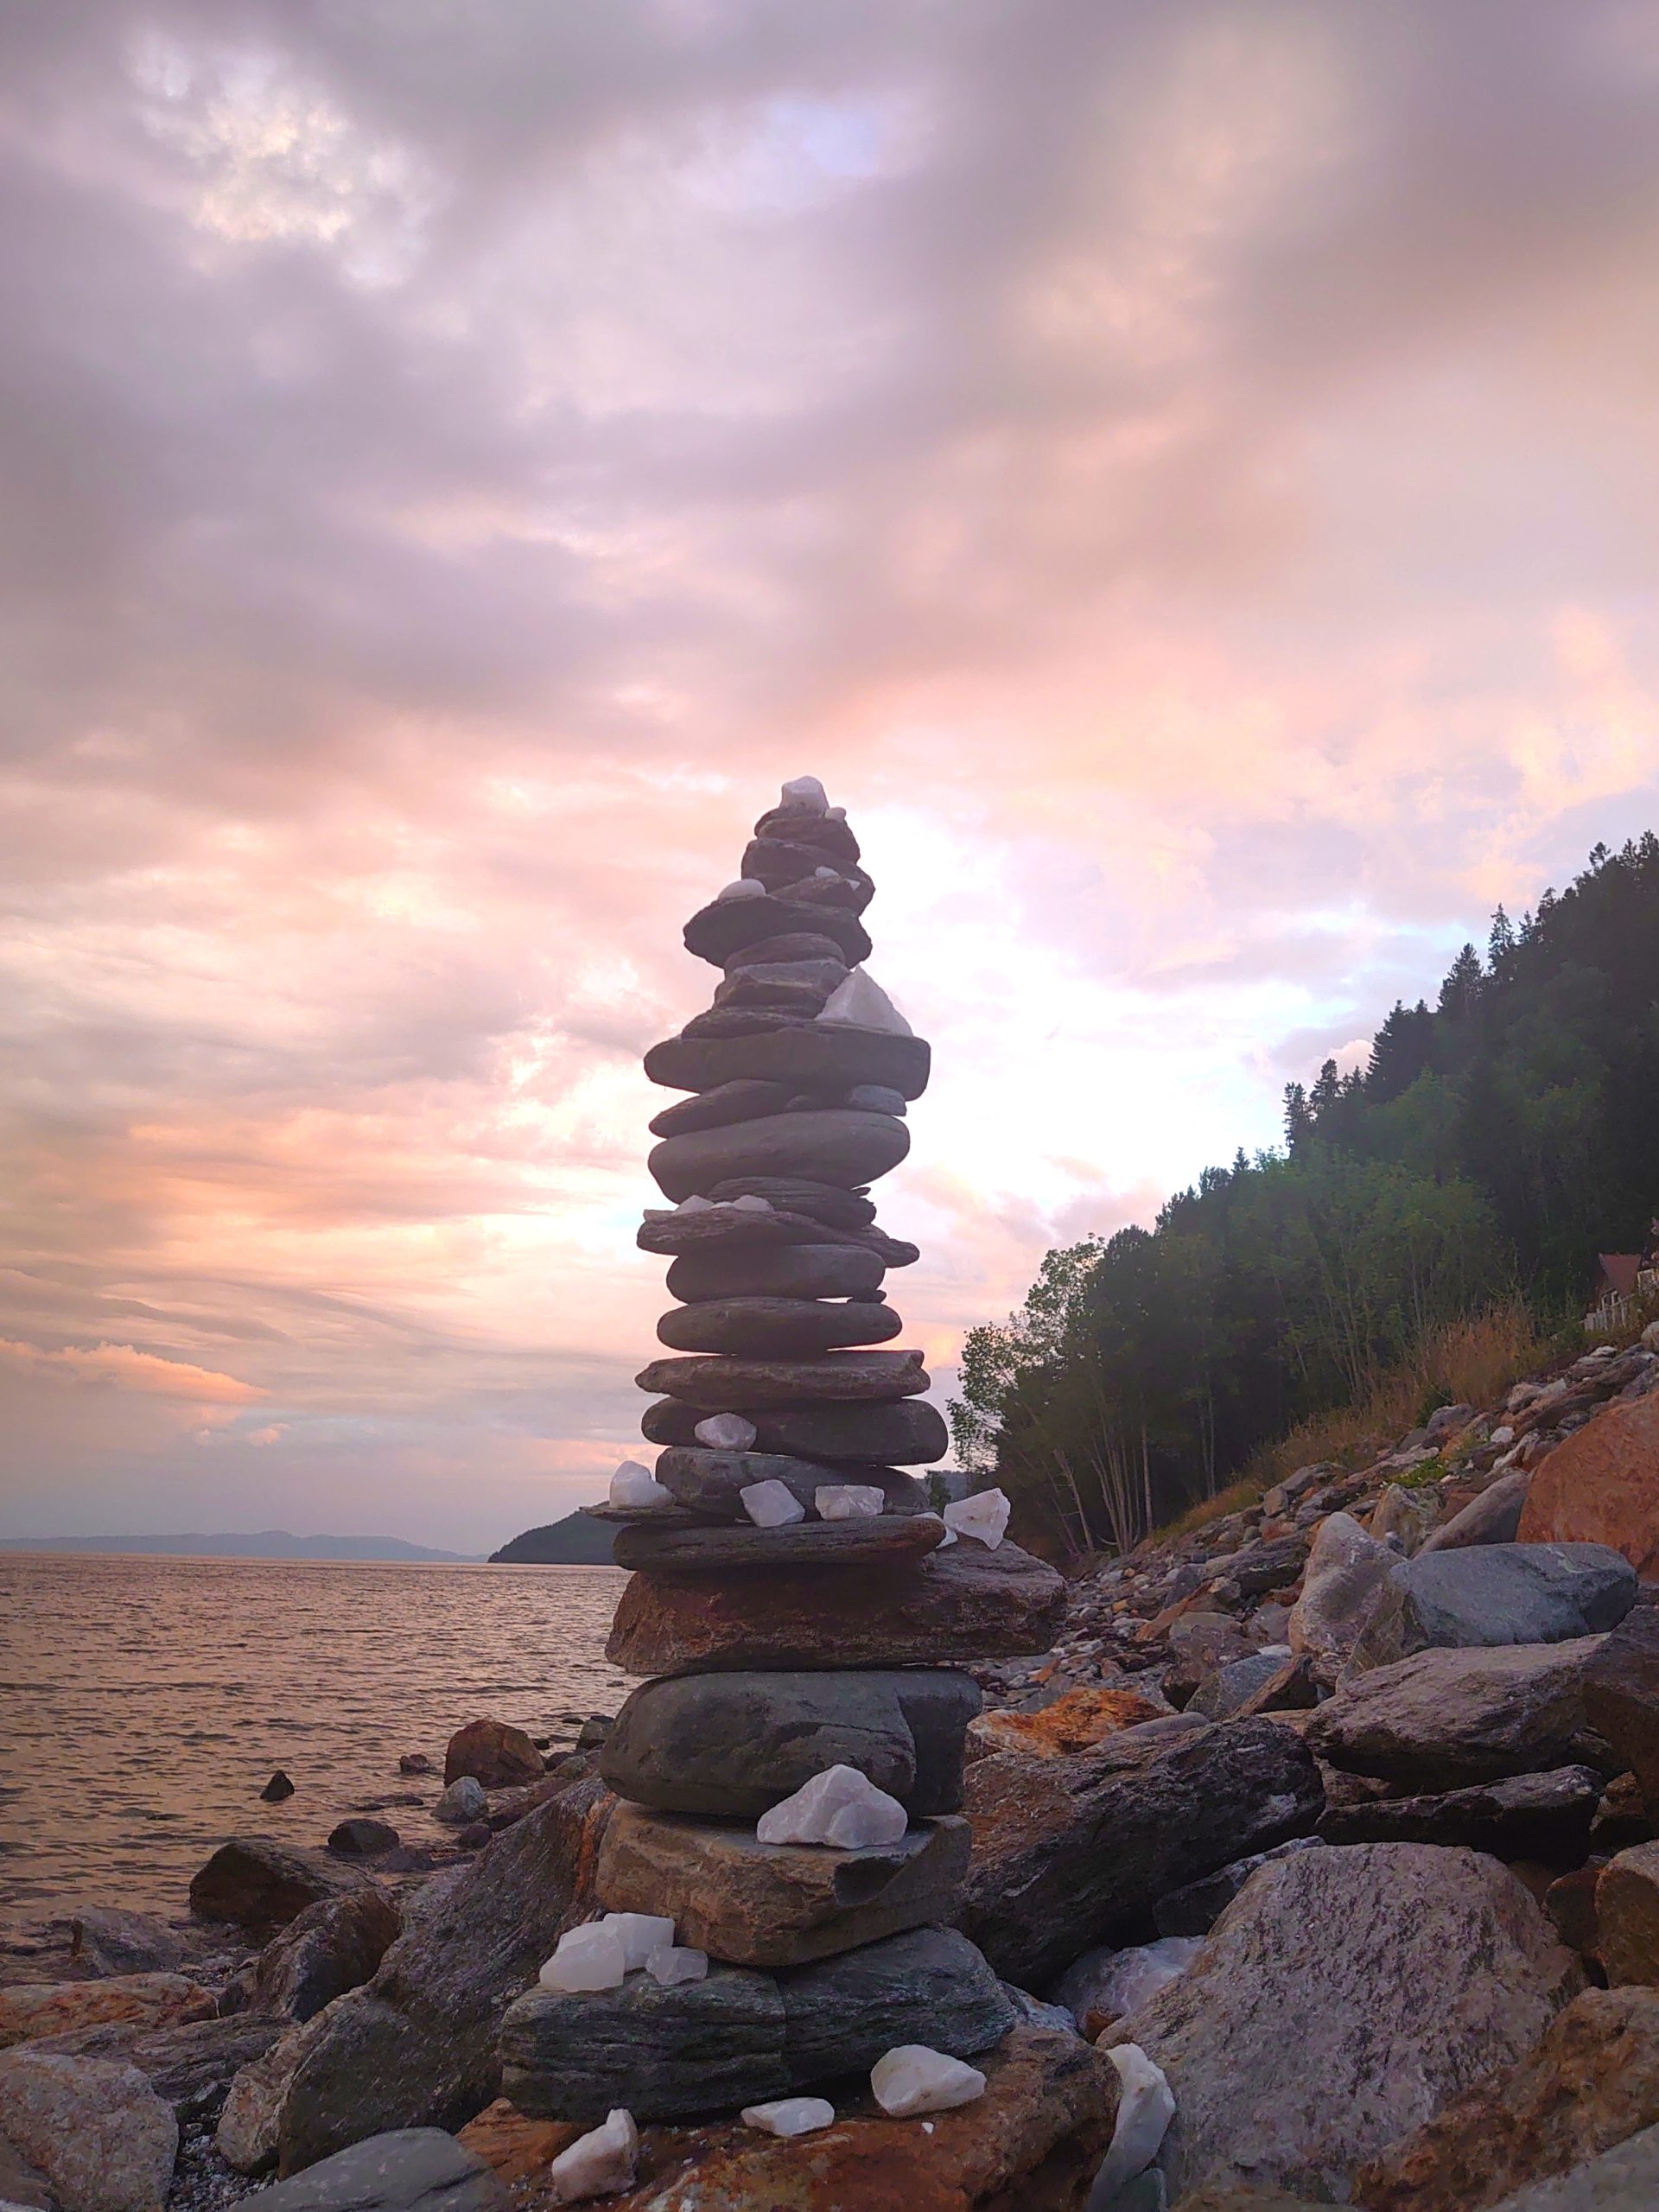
[{"xmin": 611, "ymin": 1510, "xmax": 945, "ymax": 1575}]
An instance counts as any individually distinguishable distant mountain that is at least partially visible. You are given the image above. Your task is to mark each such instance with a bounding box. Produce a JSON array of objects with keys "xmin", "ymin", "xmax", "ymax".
[
  {"xmin": 490, "ymin": 1511, "xmax": 618, "ymax": 1566},
  {"xmin": 0, "ymin": 1530, "xmax": 482, "ymax": 1562}
]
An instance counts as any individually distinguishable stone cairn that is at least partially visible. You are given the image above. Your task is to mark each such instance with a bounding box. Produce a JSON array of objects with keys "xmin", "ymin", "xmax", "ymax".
[{"xmin": 497, "ymin": 779, "xmax": 1066, "ymax": 2182}]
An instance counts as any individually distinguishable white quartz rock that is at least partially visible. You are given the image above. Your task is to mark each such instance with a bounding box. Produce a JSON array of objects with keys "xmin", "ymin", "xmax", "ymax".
[
  {"xmin": 549, "ymin": 2108, "xmax": 639, "ymax": 2202},
  {"xmin": 780, "ymin": 775, "xmax": 829, "ymax": 813},
  {"xmin": 757, "ymin": 1763, "xmax": 908, "ymax": 1848},
  {"xmin": 601, "ymin": 1912, "xmax": 676, "ymax": 1971},
  {"xmin": 818, "ymin": 969, "xmax": 913, "ymax": 1036},
  {"xmin": 610, "ymin": 1460, "xmax": 673, "ymax": 1510},
  {"xmin": 538, "ymin": 1923, "xmax": 628, "ymax": 1993},
  {"xmin": 696, "ymin": 1413, "xmax": 758, "ymax": 1449},
  {"xmin": 716, "ymin": 877, "xmax": 767, "ymax": 902},
  {"xmin": 815, "ymin": 1484, "xmax": 884, "ymax": 1520},
  {"xmin": 645, "ymin": 1942, "xmax": 709, "ymax": 1986},
  {"xmin": 943, "ymin": 1488, "xmax": 1010, "ymax": 1549},
  {"xmin": 675, "ymin": 1193, "xmax": 716, "ymax": 1213},
  {"xmin": 741, "ymin": 1479, "xmax": 806, "ymax": 1528},
  {"xmin": 1085, "ymin": 2045, "xmax": 1176, "ymax": 2209},
  {"xmin": 730, "ymin": 1192, "xmax": 774, "ymax": 1213},
  {"xmin": 814, "ymin": 866, "xmax": 841, "ymax": 880},
  {"xmin": 870, "ymin": 2045, "xmax": 987, "ymax": 2118},
  {"xmin": 741, "ymin": 2096, "xmax": 836, "ymax": 2137}
]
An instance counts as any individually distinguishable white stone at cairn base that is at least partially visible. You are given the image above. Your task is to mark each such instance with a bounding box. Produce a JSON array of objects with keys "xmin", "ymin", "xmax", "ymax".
[
  {"xmin": 549, "ymin": 2108, "xmax": 639, "ymax": 2202},
  {"xmin": 538, "ymin": 1923, "xmax": 627, "ymax": 1993},
  {"xmin": 741, "ymin": 1479, "xmax": 805, "ymax": 1528},
  {"xmin": 870, "ymin": 2046, "xmax": 987, "ymax": 2117},
  {"xmin": 941, "ymin": 1488, "xmax": 1010, "ymax": 1548},
  {"xmin": 741, "ymin": 2097, "xmax": 836, "ymax": 2137},
  {"xmin": 756, "ymin": 1764, "xmax": 908, "ymax": 1848},
  {"xmin": 645, "ymin": 1943, "xmax": 708, "ymax": 1986},
  {"xmin": 1084, "ymin": 2044, "xmax": 1176, "ymax": 2208},
  {"xmin": 601, "ymin": 1912, "xmax": 675, "ymax": 1970},
  {"xmin": 815, "ymin": 1484, "xmax": 884, "ymax": 1520}
]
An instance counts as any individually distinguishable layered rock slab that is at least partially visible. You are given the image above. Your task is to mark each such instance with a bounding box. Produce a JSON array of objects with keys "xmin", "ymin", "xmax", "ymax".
[
  {"xmin": 1317, "ymin": 1766, "xmax": 1604, "ymax": 1859},
  {"xmin": 665, "ymin": 1241, "xmax": 886, "ymax": 1301},
  {"xmin": 606, "ymin": 1540, "xmax": 1065, "ymax": 1675},
  {"xmin": 1110, "ymin": 1842, "xmax": 1585, "ymax": 2202},
  {"xmin": 594, "ymin": 1802, "xmax": 969, "ymax": 1967},
  {"xmin": 601, "ymin": 1669, "xmax": 980, "ymax": 1819},
  {"xmin": 640, "ymin": 1394, "xmax": 949, "ymax": 1465},
  {"xmin": 637, "ymin": 1349, "xmax": 928, "ymax": 1408},
  {"xmin": 645, "ymin": 1023, "xmax": 928, "ymax": 1100},
  {"xmin": 655, "ymin": 1296, "xmax": 902, "ymax": 1355},
  {"xmin": 611, "ymin": 1513, "xmax": 944, "ymax": 1576}
]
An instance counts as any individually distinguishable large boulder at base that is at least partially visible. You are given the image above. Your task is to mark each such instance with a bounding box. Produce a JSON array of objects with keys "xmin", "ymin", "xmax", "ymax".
[
  {"xmin": 21, "ymin": 2015, "xmax": 284, "ymax": 2125},
  {"xmin": 251, "ymin": 2126, "xmax": 506, "ymax": 2212},
  {"xmin": 442, "ymin": 1719, "xmax": 543, "ymax": 1790},
  {"xmin": 1287, "ymin": 1512, "xmax": 1399, "ymax": 1681},
  {"xmin": 464, "ymin": 2026, "xmax": 1117, "ymax": 2212},
  {"xmin": 1422, "ymin": 1470, "xmax": 1534, "ymax": 1553},
  {"xmin": 250, "ymin": 1771, "xmax": 611, "ymax": 2176},
  {"xmin": 0, "ymin": 1974, "xmax": 214, "ymax": 2050},
  {"xmin": 1353, "ymin": 1986, "xmax": 1659, "ymax": 2212},
  {"xmin": 601, "ymin": 1669, "xmax": 980, "ymax": 1818},
  {"xmin": 188, "ymin": 1838, "xmax": 372, "ymax": 1933},
  {"xmin": 1317, "ymin": 1766, "xmax": 1605, "ymax": 1861},
  {"xmin": 1305, "ymin": 1638, "xmax": 1616, "ymax": 1791},
  {"xmin": 250, "ymin": 1889, "xmax": 404, "ymax": 2023},
  {"xmin": 0, "ymin": 2049, "xmax": 178, "ymax": 2212},
  {"xmin": 607, "ymin": 1540, "xmax": 1065, "ymax": 1675},
  {"xmin": 1582, "ymin": 1608, "xmax": 1659, "ymax": 1816},
  {"xmin": 959, "ymin": 1718, "xmax": 1324, "ymax": 1986},
  {"xmin": 1109, "ymin": 1843, "xmax": 1584, "ymax": 2202},
  {"xmin": 1345, "ymin": 1545, "xmax": 1637, "ymax": 1676},
  {"xmin": 1519, "ymin": 1394, "xmax": 1659, "ymax": 1580}
]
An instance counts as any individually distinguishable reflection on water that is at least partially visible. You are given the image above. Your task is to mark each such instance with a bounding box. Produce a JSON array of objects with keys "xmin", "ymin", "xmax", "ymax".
[{"xmin": 0, "ymin": 1553, "xmax": 630, "ymax": 1921}]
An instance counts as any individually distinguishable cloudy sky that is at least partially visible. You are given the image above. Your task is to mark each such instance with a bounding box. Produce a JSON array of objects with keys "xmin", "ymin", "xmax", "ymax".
[{"xmin": 3, "ymin": 1, "xmax": 1657, "ymax": 1549}]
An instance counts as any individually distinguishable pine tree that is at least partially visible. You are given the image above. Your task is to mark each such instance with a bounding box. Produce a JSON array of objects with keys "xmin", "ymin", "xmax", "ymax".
[
  {"xmin": 1282, "ymin": 1082, "xmax": 1312, "ymax": 1153},
  {"xmin": 1438, "ymin": 943, "xmax": 1484, "ymax": 1020}
]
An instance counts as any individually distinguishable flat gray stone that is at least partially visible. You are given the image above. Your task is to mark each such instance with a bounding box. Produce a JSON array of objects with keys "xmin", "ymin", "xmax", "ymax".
[
  {"xmin": 251, "ymin": 2127, "xmax": 505, "ymax": 2211},
  {"xmin": 655, "ymin": 1296, "xmax": 902, "ymax": 1356},
  {"xmin": 499, "ymin": 1928, "xmax": 1010, "ymax": 2123},
  {"xmin": 650, "ymin": 1446, "xmax": 924, "ymax": 1518},
  {"xmin": 665, "ymin": 1240, "xmax": 886, "ymax": 1303},
  {"xmin": 645, "ymin": 1022, "xmax": 929, "ymax": 1100},
  {"xmin": 648, "ymin": 1081, "xmax": 794, "ymax": 1138},
  {"xmin": 1346, "ymin": 1544, "xmax": 1637, "ymax": 1676},
  {"xmin": 611, "ymin": 1511, "xmax": 945, "ymax": 1575},
  {"xmin": 1421, "ymin": 1470, "xmax": 1534, "ymax": 1553},
  {"xmin": 642, "ymin": 1395, "xmax": 949, "ymax": 1465},
  {"xmin": 601, "ymin": 1669, "xmax": 981, "ymax": 1818},
  {"xmin": 636, "ymin": 1349, "xmax": 928, "ymax": 1410}
]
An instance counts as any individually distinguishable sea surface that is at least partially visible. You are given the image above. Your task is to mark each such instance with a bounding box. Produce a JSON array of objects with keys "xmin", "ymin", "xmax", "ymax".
[{"xmin": 0, "ymin": 1552, "xmax": 631, "ymax": 1923}]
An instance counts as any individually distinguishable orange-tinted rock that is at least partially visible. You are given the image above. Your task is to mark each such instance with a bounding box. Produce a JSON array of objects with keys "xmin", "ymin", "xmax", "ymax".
[
  {"xmin": 1545, "ymin": 1864, "xmax": 1604, "ymax": 1959},
  {"xmin": 972, "ymin": 1687, "xmax": 1169, "ymax": 1758},
  {"xmin": 461, "ymin": 2027, "xmax": 1117, "ymax": 2212},
  {"xmin": 1353, "ymin": 1986, "xmax": 1659, "ymax": 2212},
  {"xmin": 0, "ymin": 1974, "xmax": 214, "ymax": 2051},
  {"xmin": 1519, "ymin": 1393, "xmax": 1659, "ymax": 1580},
  {"xmin": 1598, "ymin": 1842, "xmax": 1659, "ymax": 1986},
  {"xmin": 443, "ymin": 1717, "xmax": 543, "ymax": 1789}
]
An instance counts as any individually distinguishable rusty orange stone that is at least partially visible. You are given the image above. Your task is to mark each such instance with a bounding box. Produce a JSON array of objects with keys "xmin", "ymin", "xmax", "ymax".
[{"xmin": 1518, "ymin": 1394, "xmax": 1659, "ymax": 1580}]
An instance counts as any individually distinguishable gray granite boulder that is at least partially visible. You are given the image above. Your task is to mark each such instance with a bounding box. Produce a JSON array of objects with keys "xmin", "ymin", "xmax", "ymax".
[
  {"xmin": 251, "ymin": 2127, "xmax": 505, "ymax": 2211},
  {"xmin": 601, "ymin": 1669, "xmax": 980, "ymax": 1818},
  {"xmin": 1345, "ymin": 1544, "xmax": 1637, "ymax": 1676},
  {"xmin": 1421, "ymin": 1470, "xmax": 1534, "ymax": 1553}
]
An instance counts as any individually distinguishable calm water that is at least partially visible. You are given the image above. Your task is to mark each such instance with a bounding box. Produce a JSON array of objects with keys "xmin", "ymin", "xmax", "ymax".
[{"xmin": 0, "ymin": 1554, "xmax": 631, "ymax": 1923}]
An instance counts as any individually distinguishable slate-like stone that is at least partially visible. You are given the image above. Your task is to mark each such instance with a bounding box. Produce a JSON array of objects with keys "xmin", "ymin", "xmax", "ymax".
[
  {"xmin": 740, "ymin": 837, "xmax": 874, "ymax": 899},
  {"xmin": 607, "ymin": 1538, "xmax": 1065, "ymax": 1676},
  {"xmin": 750, "ymin": 806, "xmax": 861, "ymax": 861},
  {"xmin": 650, "ymin": 1109, "xmax": 909, "ymax": 1203},
  {"xmin": 1346, "ymin": 1545, "xmax": 1638, "ymax": 1676},
  {"xmin": 1187, "ymin": 1651, "xmax": 1296, "ymax": 1720},
  {"xmin": 655, "ymin": 1296, "xmax": 902, "ymax": 1356},
  {"xmin": 636, "ymin": 1206, "xmax": 849, "ymax": 1259},
  {"xmin": 1317, "ymin": 1767, "xmax": 1605, "ymax": 1860},
  {"xmin": 704, "ymin": 1177, "xmax": 876, "ymax": 1227},
  {"xmin": 778, "ymin": 1925, "xmax": 1014, "ymax": 2086},
  {"xmin": 612, "ymin": 1511, "xmax": 945, "ymax": 1575},
  {"xmin": 637, "ymin": 1349, "xmax": 928, "ymax": 1409},
  {"xmin": 650, "ymin": 1445, "xmax": 923, "ymax": 1518},
  {"xmin": 249, "ymin": 1889, "xmax": 404, "ymax": 2024},
  {"xmin": 959, "ymin": 1719, "xmax": 1324, "ymax": 1987},
  {"xmin": 641, "ymin": 1395, "xmax": 950, "ymax": 1465},
  {"xmin": 680, "ymin": 896, "xmax": 872, "ymax": 969},
  {"xmin": 1306, "ymin": 1639, "xmax": 1618, "ymax": 1791},
  {"xmin": 665, "ymin": 1241, "xmax": 885, "ymax": 1303},
  {"xmin": 648, "ymin": 1082, "xmax": 794, "ymax": 1139},
  {"xmin": 594, "ymin": 1802, "xmax": 969, "ymax": 1967},
  {"xmin": 721, "ymin": 928, "xmax": 850, "ymax": 967},
  {"xmin": 644, "ymin": 1022, "xmax": 929, "ymax": 1100},
  {"xmin": 251, "ymin": 2127, "xmax": 506, "ymax": 2211},
  {"xmin": 601, "ymin": 1669, "xmax": 981, "ymax": 1818}
]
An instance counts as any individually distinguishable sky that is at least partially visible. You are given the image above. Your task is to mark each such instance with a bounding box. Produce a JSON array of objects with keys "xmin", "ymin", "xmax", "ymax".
[{"xmin": 3, "ymin": 1, "xmax": 1658, "ymax": 1550}]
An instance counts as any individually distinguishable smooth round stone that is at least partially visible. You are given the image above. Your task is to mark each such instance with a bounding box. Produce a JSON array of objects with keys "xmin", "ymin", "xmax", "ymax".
[
  {"xmin": 649, "ymin": 1082, "xmax": 793, "ymax": 1140},
  {"xmin": 666, "ymin": 1241, "xmax": 885, "ymax": 1303},
  {"xmin": 641, "ymin": 1395, "xmax": 950, "ymax": 1465},
  {"xmin": 643, "ymin": 1025, "xmax": 929, "ymax": 1101},
  {"xmin": 706, "ymin": 1179, "xmax": 877, "ymax": 1228},
  {"xmin": 656, "ymin": 1298, "xmax": 903, "ymax": 1357},
  {"xmin": 683, "ymin": 895, "xmax": 872, "ymax": 969},
  {"xmin": 652, "ymin": 1447, "xmax": 924, "ymax": 1518},
  {"xmin": 720, "ymin": 932, "xmax": 846, "ymax": 969},
  {"xmin": 601, "ymin": 1670, "xmax": 982, "ymax": 1819},
  {"xmin": 750, "ymin": 807, "xmax": 861, "ymax": 864},
  {"xmin": 650, "ymin": 1111, "xmax": 909, "ymax": 1205},
  {"xmin": 611, "ymin": 1512, "xmax": 945, "ymax": 1575},
  {"xmin": 636, "ymin": 1350, "xmax": 929, "ymax": 1410}
]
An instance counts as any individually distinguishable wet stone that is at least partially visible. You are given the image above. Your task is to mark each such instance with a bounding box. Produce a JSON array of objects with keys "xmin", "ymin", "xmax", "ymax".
[
  {"xmin": 655, "ymin": 1296, "xmax": 902, "ymax": 1357},
  {"xmin": 610, "ymin": 1511, "xmax": 945, "ymax": 1576},
  {"xmin": 601, "ymin": 1669, "xmax": 980, "ymax": 1820}
]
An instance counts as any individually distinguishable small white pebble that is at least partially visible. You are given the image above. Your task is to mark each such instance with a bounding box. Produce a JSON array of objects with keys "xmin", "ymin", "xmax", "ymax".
[{"xmin": 741, "ymin": 2096, "xmax": 836, "ymax": 2137}]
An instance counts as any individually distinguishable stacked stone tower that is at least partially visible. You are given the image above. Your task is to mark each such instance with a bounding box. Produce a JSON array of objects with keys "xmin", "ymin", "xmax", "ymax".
[{"xmin": 499, "ymin": 780, "xmax": 1065, "ymax": 2129}]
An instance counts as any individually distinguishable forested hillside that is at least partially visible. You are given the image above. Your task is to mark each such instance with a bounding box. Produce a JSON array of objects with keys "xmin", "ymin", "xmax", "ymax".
[{"xmin": 952, "ymin": 833, "xmax": 1659, "ymax": 1552}]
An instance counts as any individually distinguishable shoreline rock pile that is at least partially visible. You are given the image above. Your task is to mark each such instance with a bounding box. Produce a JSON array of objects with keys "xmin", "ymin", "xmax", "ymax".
[{"xmin": 495, "ymin": 779, "xmax": 1072, "ymax": 2183}]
